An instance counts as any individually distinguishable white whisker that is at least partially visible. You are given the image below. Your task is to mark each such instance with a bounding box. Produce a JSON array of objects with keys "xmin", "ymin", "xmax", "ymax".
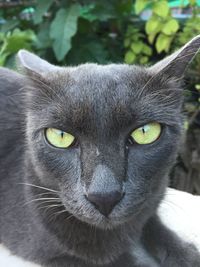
[
  {"xmin": 24, "ymin": 197, "xmax": 60, "ymax": 206},
  {"xmin": 18, "ymin": 182, "xmax": 59, "ymax": 193}
]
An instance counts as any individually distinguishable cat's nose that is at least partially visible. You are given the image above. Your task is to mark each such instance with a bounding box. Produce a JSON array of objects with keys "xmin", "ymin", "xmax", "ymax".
[{"xmin": 86, "ymin": 191, "xmax": 124, "ymax": 217}]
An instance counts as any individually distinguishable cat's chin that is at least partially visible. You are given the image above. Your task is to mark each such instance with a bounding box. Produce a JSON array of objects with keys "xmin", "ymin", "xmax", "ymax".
[{"xmin": 71, "ymin": 213, "xmax": 126, "ymax": 230}]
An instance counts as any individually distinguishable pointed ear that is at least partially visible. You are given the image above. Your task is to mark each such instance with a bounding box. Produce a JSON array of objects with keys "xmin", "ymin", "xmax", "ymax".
[
  {"xmin": 17, "ymin": 50, "xmax": 59, "ymax": 76},
  {"xmin": 150, "ymin": 35, "xmax": 200, "ymax": 78}
]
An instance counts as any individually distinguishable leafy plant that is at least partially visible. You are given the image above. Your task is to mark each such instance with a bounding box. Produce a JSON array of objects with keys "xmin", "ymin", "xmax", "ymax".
[
  {"xmin": 124, "ymin": 27, "xmax": 152, "ymax": 64},
  {"xmin": 124, "ymin": 0, "xmax": 180, "ymax": 65},
  {"xmin": 0, "ymin": 28, "xmax": 36, "ymax": 66}
]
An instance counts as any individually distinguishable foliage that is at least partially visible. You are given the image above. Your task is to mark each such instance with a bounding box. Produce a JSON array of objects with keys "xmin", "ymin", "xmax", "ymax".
[
  {"xmin": 125, "ymin": 0, "xmax": 179, "ymax": 65},
  {"xmin": 0, "ymin": 1, "xmax": 199, "ymax": 103},
  {"xmin": 0, "ymin": 28, "xmax": 36, "ymax": 66},
  {"xmin": 0, "ymin": 0, "xmax": 199, "ymax": 66}
]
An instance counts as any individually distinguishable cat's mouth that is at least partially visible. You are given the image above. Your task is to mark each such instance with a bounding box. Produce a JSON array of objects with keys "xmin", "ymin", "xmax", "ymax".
[{"xmin": 61, "ymin": 196, "xmax": 147, "ymax": 229}]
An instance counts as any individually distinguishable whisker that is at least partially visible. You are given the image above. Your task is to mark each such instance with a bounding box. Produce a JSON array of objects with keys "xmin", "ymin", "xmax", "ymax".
[
  {"xmin": 38, "ymin": 203, "xmax": 64, "ymax": 211},
  {"xmin": 47, "ymin": 208, "xmax": 69, "ymax": 222},
  {"xmin": 24, "ymin": 197, "xmax": 60, "ymax": 206},
  {"xmin": 18, "ymin": 182, "xmax": 59, "ymax": 193},
  {"xmin": 32, "ymin": 192, "xmax": 58, "ymax": 197}
]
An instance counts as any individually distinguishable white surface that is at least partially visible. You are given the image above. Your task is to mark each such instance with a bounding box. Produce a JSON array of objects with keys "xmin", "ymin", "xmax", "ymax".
[
  {"xmin": 158, "ymin": 188, "xmax": 200, "ymax": 252},
  {"xmin": 0, "ymin": 188, "xmax": 200, "ymax": 266},
  {"xmin": 0, "ymin": 244, "xmax": 40, "ymax": 267}
]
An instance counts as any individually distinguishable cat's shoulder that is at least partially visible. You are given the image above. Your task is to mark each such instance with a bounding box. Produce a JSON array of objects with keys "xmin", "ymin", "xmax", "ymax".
[{"xmin": 0, "ymin": 67, "xmax": 26, "ymax": 95}]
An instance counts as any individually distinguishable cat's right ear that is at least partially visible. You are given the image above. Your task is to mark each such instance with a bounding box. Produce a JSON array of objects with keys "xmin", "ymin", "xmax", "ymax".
[
  {"xmin": 17, "ymin": 50, "xmax": 59, "ymax": 77},
  {"xmin": 150, "ymin": 35, "xmax": 200, "ymax": 79}
]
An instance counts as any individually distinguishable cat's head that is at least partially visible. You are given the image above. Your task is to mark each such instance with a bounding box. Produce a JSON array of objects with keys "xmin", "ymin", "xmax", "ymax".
[{"xmin": 18, "ymin": 35, "xmax": 200, "ymax": 229}]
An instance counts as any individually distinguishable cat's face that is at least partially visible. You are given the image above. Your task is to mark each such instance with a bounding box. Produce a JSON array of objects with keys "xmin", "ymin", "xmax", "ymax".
[{"xmin": 19, "ymin": 35, "xmax": 200, "ymax": 229}]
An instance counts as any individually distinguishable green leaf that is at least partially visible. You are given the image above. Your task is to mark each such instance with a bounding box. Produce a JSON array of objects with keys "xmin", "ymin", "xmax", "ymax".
[
  {"xmin": 148, "ymin": 33, "xmax": 156, "ymax": 44},
  {"xmin": 34, "ymin": 0, "xmax": 54, "ymax": 24},
  {"xmin": 139, "ymin": 56, "xmax": 148, "ymax": 64},
  {"xmin": 124, "ymin": 38, "xmax": 131, "ymax": 48},
  {"xmin": 153, "ymin": 1, "xmax": 169, "ymax": 18},
  {"xmin": 145, "ymin": 17, "xmax": 160, "ymax": 34},
  {"xmin": 124, "ymin": 50, "xmax": 136, "ymax": 64},
  {"xmin": 189, "ymin": 0, "xmax": 196, "ymax": 6},
  {"xmin": 143, "ymin": 44, "xmax": 152, "ymax": 56},
  {"xmin": 1, "ymin": 20, "xmax": 19, "ymax": 33},
  {"xmin": 50, "ymin": 5, "xmax": 80, "ymax": 61},
  {"xmin": 79, "ymin": 4, "xmax": 97, "ymax": 22},
  {"xmin": 36, "ymin": 23, "xmax": 52, "ymax": 49},
  {"xmin": 135, "ymin": 0, "xmax": 147, "ymax": 14},
  {"xmin": 130, "ymin": 42, "xmax": 143, "ymax": 54},
  {"xmin": 156, "ymin": 33, "xmax": 172, "ymax": 53},
  {"xmin": 0, "ymin": 52, "xmax": 9, "ymax": 66},
  {"xmin": 0, "ymin": 32, "xmax": 5, "ymax": 41},
  {"xmin": 3, "ymin": 29, "xmax": 36, "ymax": 54},
  {"xmin": 162, "ymin": 19, "xmax": 179, "ymax": 35},
  {"xmin": 195, "ymin": 84, "xmax": 200, "ymax": 91}
]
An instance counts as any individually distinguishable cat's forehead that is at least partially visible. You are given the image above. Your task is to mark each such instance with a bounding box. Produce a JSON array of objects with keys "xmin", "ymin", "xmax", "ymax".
[
  {"xmin": 40, "ymin": 64, "xmax": 158, "ymax": 132},
  {"xmin": 38, "ymin": 63, "xmax": 180, "ymax": 133},
  {"xmin": 67, "ymin": 63, "xmax": 147, "ymax": 89},
  {"xmin": 50, "ymin": 63, "xmax": 151, "ymax": 102}
]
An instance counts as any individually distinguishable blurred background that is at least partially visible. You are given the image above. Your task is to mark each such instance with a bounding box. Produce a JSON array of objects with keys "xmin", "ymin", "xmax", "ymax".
[{"xmin": 0, "ymin": 0, "xmax": 200, "ymax": 194}]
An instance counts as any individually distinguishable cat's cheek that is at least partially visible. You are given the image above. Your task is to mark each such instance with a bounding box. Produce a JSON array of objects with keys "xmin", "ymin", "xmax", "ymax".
[{"xmin": 28, "ymin": 138, "xmax": 81, "ymax": 186}]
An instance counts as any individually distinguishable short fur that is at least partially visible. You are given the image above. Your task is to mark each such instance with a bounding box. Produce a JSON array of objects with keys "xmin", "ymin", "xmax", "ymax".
[{"xmin": 0, "ymin": 35, "xmax": 200, "ymax": 267}]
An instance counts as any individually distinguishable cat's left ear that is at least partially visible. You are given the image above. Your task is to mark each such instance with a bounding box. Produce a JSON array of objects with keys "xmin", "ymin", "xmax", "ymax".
[
  {"xmin": 150, "ymin": 35, "xmax": 200, "ymax": 78},
  {"xmin": 17, "ymin": 50, "xmax": 60, "ymax": 76}
]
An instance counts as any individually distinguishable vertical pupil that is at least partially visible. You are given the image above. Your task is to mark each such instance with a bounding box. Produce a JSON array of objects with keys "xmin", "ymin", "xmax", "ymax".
[
  {"xmin": 61, "ymin": 131, "xmax": 64, "ymax": 138},
  {"xmin": 142, "ymin": 125, "xmax": 149, "ymax": 134}
]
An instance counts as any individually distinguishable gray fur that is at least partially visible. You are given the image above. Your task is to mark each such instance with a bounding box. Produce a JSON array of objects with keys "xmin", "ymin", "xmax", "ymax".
[{"xmin": 0, "ymin": 35, "xmax": 200, "ymax": 267}]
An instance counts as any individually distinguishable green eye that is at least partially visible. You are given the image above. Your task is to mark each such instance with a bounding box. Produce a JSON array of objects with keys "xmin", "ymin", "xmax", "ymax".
[
  {"xmin": 45, "ymin": 128, "xmax": 75, "ymax": 148},
  {"xmin": 130, "ymin": 122, "xmax": 161, "ymax": 145}
]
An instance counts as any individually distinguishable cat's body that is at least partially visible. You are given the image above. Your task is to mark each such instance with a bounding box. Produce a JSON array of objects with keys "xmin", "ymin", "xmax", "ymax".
[{"xmin": 0, "ymin": 36, "xmax": 200, "ymax": 267}]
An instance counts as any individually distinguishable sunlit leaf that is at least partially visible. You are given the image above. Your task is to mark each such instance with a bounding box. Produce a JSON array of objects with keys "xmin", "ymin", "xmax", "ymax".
[
  {"xmin": 156, "ymin": 33, "xmax": 172, "ymax": 53},
  {"xmin": 131, "ymin": 42, "xmax": 143, "ymax": 54},
  {"xmin": 4, "ymin": 29, "xmax": 36, "ymax": 54},
  {"xmin": 153, "ymin": 1, "xmax": 169, "ymax": 18},
  {"xmin": 162, "ymin": 19, "xmax": 179, "ymax": 35},
  {"xmin": 135, "ymin": 0, "xmax": 147, "ymax": 14},
  {"xmin": 139, "ymin": 56, "xmax": 148, "ymax": 64},
  {"xmin": 124, "ymin": 50, "xmax": 136, "ymax": 64},
  {"xmin": 143, "ymin": 44, "xmax": 152, "ymax": 56},
  {"xmin": 145, "ymin": 17, "xmax": 160, "ymax": 34}
]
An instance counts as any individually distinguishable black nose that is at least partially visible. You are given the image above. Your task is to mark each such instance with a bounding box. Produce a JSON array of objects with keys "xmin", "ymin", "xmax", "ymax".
[{"xmin": 86, "ymin": 191, "xmax": 123, "ymax": 217}]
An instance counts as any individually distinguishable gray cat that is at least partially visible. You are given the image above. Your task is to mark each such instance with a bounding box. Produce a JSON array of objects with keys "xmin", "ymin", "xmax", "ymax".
[{"xmin": 0, "ymin": 35, "xmax": 200, "ymax": 267}]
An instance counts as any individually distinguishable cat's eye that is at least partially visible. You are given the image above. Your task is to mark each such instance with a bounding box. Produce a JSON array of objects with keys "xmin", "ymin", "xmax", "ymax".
[
  {"xmin": 130, "ymin": 122, "xmax": 161, "ymax": 145},
  {"xmin": 45, "ymin": 128, "xmax": 75, "ymax": 148}
]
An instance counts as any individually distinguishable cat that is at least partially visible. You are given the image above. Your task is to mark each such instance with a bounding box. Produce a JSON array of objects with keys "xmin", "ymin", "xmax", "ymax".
[{"xmin": 0, "ymin": 35, "xmax": 200, "ymax": 267}]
